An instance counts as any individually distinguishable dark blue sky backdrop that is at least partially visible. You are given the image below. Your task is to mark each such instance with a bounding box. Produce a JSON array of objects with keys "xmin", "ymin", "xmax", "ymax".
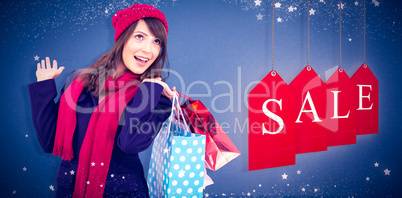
[{"xmin": 1, "ymin": 0, "xmax": 401, "ymax": 197}]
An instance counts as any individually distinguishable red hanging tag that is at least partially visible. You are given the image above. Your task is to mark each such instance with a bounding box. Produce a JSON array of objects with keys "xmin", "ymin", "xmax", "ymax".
[
  {"xmin": 248, "ymin": 71, "xmax": 296, "ymax": 171},
  {"xmin": 289, "ymin": 66, "xmax": 327, "ymax": 154},
  {"xmin": 351, "ymin": 64, "xmax": 379, "ymax": 135},
  {"xmin": 325, "ymin": 68, "xmax": 357, "ymax": 146}
]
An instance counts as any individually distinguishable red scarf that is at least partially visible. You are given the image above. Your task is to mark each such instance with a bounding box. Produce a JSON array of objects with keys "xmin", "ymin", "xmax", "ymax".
[{"xmin": 53, "ymin": 72, "xmax": 141, "ymax": 198}]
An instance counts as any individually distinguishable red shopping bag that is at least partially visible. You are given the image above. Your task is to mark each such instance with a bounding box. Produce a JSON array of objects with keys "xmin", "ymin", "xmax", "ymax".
[
  {"xmin": 179, "ymin": 93, "xmax": 241, "ymax": 171},
  {"xmin": 248, "ymin": 71, "xmax": 296, "ymax": 170}
]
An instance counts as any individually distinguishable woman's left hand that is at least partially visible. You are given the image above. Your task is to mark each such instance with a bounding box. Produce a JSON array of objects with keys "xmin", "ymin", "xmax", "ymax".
[{"xmin": 142, "ymin": 77, "xmax": 176, "ymax": 99}]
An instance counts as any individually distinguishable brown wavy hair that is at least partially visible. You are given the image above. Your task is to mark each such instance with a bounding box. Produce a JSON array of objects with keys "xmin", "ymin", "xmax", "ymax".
[{"xmin": 79, "ymin": 18, "xmax": 169, "ymax": 96}]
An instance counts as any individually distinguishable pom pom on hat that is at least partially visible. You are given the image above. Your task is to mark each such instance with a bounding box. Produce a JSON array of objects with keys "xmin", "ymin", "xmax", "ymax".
[{"xmin": 112, "ymin": 4, "xmax": 168, "ymax": 42}]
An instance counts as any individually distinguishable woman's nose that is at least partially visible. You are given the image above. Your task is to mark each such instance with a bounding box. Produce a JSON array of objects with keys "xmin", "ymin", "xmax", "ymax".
[{"xmin": 141, "ymin": 40, "xmax": 152, "ymax": 53}]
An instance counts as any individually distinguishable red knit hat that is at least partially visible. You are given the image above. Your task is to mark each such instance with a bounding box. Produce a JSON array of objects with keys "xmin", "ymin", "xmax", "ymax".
[{"xmin": 112, "ymin": 4, "xmax": 168, "ymax": 42}]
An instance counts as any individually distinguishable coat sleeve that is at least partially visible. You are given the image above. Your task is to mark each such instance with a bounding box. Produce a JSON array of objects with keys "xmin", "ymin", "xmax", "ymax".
[
  {"xmin": 28, "ymin": 71, "xmax": 80, "ymax": 153},
  {"xmin": 117, "ymin": 82, "xmax": 172, "ymax": 154}
]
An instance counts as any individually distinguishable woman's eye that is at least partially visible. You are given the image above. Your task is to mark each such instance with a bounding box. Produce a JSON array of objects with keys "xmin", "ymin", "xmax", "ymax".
[
  {"xmin": 135, "ymin": 35, "xmax": 143, "ymax": 40},
  {"xmin": 154, "ymin": 39, "xmax": 161, "ymax": 45}
]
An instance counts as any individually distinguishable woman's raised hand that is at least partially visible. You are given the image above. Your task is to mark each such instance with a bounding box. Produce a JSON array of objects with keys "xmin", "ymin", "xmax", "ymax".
[
  {"xmin": 142, "ymin": 77, "xmax": 176, "ymax": 99},
  {"xmin": 36, "ymin": 57, "xmax": 65, "ymax": 82}
]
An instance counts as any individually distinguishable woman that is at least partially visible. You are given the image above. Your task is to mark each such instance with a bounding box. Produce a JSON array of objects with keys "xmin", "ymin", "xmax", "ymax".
[{"xmin": 28, "ymin": 4, "xmax": 173, "ymax": 198}]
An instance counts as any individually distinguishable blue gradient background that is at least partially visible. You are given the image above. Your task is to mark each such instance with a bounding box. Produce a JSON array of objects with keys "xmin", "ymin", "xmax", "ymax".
[{"xmin": 1, "ymin": 0, "xmax": 401, "ymax": 197}]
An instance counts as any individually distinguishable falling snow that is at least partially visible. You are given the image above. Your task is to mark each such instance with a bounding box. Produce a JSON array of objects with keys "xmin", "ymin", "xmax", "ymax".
[
  {"xmin": 2, "ymin": 0, "xmax": 399, "ymax": 197},
  {"xmin": 0, "ymin": 0, "xmax": 398, "ymax": 45},
  {"xmin": 0, "ymin": 0, "xmax": 176, "ymax": 43},
  {"xmin": 248, "ymin": 0, "xmax": 397, "ymax": 42}
]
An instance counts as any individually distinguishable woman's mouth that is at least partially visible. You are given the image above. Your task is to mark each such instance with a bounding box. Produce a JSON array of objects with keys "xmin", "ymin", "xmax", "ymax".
[{"xmin": 134, "ymin": 56, "xmax": 149, "ymax": 65}]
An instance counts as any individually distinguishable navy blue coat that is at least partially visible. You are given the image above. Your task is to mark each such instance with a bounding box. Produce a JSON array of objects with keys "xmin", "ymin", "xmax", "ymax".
[{"xmin": 28, "ymin": 71, "xmax": 172, "ymax": 197}]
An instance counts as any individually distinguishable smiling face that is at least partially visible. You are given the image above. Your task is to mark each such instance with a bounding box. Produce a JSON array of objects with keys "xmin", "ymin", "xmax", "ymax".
[{"xmin": 121, "ymin": 19, "xmax": 162, "ymax": 75}]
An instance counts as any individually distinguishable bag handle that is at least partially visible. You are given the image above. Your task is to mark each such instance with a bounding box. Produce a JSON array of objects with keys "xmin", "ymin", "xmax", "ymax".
[
  {"xmin": 176, "ymin": 91, "xmax": 195, "ymax": 101},
  {"xmin": 167, "ymin": 93, "xmax": 179, "ymax": 136},
  {"xmin": 174, "ymin": 92, "xmax": 192, "ymax": 135},
  {"xmin": 168, "ymin": 92, "xmax": 192, "ymax": 136}
]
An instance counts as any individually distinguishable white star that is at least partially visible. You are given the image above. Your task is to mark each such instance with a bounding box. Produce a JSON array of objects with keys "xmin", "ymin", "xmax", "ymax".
[
  {"xmin": 100, "ymin": 184, "xmax": 103, "ymax": 187},
  {"xmin": 254, "ymin": 0, "xmax": 262, "ymax": 6},
  {"xmin": 205, "ymin": 193, "xmax": 209, "ymax": 197},
  {"xmin": 256, "ymin": 13, "xmax": 264, "ymax": 20},
  {"xmin": 287, "ymin": 184, "xmax": 289, "ymax": 186},
  {"xmin": 163, "ymin": 148, "xmax": 169, "ymax": 154},
  {"xmin": 22, "ymin": 167, "xmax": 27, "ymax": 171},
  {"xmin": 349, "ymin": 38, "xmax": 352, "ymax": 41},
  {"xmin": 309, "ymin": 8, "xmax": 316, "ymax": 15},
  {"xmin": 122, "ymin": 176, "xmax": 125, "ymax": 179},
  {"xmin": 49, "ymin": 185, "xmax": 54, "ymax": 191},
  {"xmin": 64, "ymin": 172, "xmax": 67, "ymax": 175},
  {"xmin": 297, "ymin": 170, "xmax": 301, "ymax": 174},
  {"xmin": 354, "ymin": 1, "xmax": 359, "ymax": 6},
  {"xmin": 274, "ymin": 2, "xmax": 282, "ymax": 8},
  {"xmin": 366, "ymin": 177, "xmax": 370, "ymax": 181},
  {"xmin": 247, "ymin": 192, "xmax": 251, "ymax": 196},
  {"xmin": 302, "ymin": 188, "xmax": 306, "ymax": 192},
  {"xmin": 374, "ymin": 162, "xmax": 379, "ymax": 167},
  {"xmin": 91, "ymin": 162, "xmax": 95, "ymax": 166},
  {"xmin": 70, "ymin": 170, "xmax": 75, "ymax": 175},
  {"xmin": 105, "ymin": 8, "xmax": 108, "ymax": 14},
  {"xmin": 384, "ymin": 169, "xmax": 391, "ymax": 175},
  {"xmin": 12, "ymin": 190, "xmax": 16, "ymax": 194},
  {"xmin": 282, "ymin": 173, "xmax": 288, "ymax": 179},
  {"xmin": 87, "ymin": 181, "xmax": 90, "ymax": 184},
  {"xmin": 374, "ymin": 1, "xmax": 380, "ymax": 6},
  {"xmin": 34, "ymin": 55, "xmax": 39, "ymax": 61},
  {"xmin": 259, "ymin": 184, "xmax": 261, "ymax": 187},
  {"xmin": 277, "ymin": 17, "xmax": 283, "ymax": 23},
  {"xmin": 101, "ymin": 162, "xmax": 104, "ymax": 166},
  {"xmin": 110, "ymin": 174, "xmax": 115, "ymax": 178},
  {"xmin": 25, "ymin": 134, "xmax": 28, "ymax": 137},
  {"xmin": 337, "ymin": 3, "xmax": 345, "ymax": 10},
  {"xmin": 314, "ymin": 188, "xmax": 318, "ymax": 192},
  {"xmin": 288, "ymin": 6, "xmax": 295, "ymax": 12}
]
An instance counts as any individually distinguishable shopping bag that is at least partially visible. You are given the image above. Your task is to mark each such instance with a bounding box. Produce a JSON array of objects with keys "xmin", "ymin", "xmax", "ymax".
[
  {"xmin": 178, "ymin": 92, "xmax": 240, "ymax": 171},
  {"xmin": 147, "ymin": 93, "xmax": 206, "ymax": 198}
]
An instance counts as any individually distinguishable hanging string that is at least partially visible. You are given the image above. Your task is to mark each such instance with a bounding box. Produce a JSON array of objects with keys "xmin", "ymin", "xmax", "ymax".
[
  {"xmin": 272, "ymin": 0, "xmax": 275, "ymax": 71},
  {"xmin": 364, "ymin": 0, "xmax": 366, "ymax": 64},
  {"xmin": 307, "ymin": 0, "xmax": 310, "ymax": 66},
  {"xmin": 339, "ymin": 0, "xmax": 342, "ymax": 68}
]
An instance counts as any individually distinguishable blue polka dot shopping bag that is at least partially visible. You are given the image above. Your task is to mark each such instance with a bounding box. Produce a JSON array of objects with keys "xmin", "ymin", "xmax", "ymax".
[{"xmin": 147, "ymin": 93, "xmax": 206, "ymax": 198}]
